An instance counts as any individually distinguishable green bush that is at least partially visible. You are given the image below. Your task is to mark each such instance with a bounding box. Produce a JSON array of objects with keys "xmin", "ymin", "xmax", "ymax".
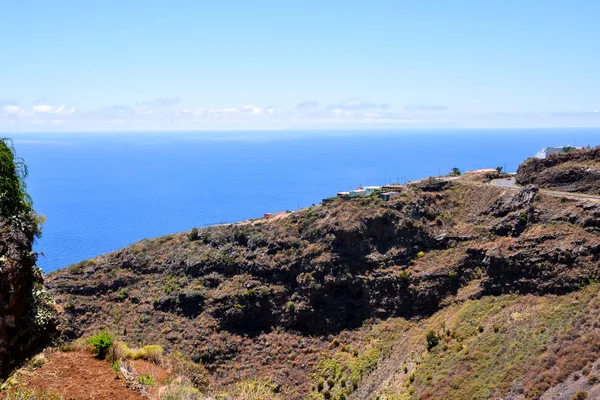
[
  {"xmin": 112, "ymin": 359, "xmax": 121, "ymax": 377},
  {"xmin": 189, "ymin": 227, "xmax": 199, "ymax": 241},
  {"xmin": 118, "ymin": 288, "xmax": 129, "ymax": 300},
  {"xmin": 426, "ymin": 330, "xmax": 440, "ymax": 351},
  {"xmin": 88, "ymin": 332, "xmax": 114, "ymax": 359},
  {"xmin": 138, "ymin": 373, "xmax": 155, "ymax": 386},
  {"xmin": 518, "ymin": 212, "xmax": 528, "ymax": 226}
]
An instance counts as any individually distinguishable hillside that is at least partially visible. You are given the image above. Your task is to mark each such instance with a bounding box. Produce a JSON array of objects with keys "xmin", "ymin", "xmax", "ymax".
[
  {"xmin": 44, "ymin": 176, "xmax": 600, "ymax": 399},
  {"xmin": 0, "ymin": 139, "xmax": 57, "ymax": 379},
  {"xmin": 517, "ymin": 146, "xmax": 600, "ymax": 195}
]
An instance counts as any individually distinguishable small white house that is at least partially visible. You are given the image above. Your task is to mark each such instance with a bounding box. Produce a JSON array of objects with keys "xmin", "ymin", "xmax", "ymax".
[
  {"xmin": 349, "ymin": 186, "xmax": 381, "ymax": 198},
  {"xmin": 534, "ymin": 146, "xmax": 583, "ymax": 159}
]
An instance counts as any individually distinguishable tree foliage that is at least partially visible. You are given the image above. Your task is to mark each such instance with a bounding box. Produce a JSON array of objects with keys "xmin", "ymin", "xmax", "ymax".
[
  {"xmin": 0, "ymin": 138, "xmax": 43, "ymax": 240},
  {"xmin": 0, "ymin": 138, "xmax": 33, "ymax": 218},
  {"xmin": 449, "ymin": 167, "xmax": 461, "ymax": 176}
]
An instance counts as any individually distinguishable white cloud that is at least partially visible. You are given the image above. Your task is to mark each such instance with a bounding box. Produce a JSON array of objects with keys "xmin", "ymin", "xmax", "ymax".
[
  {"xmin": 3, "ymin": 105, "xmax": 23, "ymax": 115},
  {"xmin": 32, "ymin": 104, "xmax": 76, "ymax": 115},
  {"xmin": 242, "ymin": 105, "xmax": 263, "ymax": 115}
]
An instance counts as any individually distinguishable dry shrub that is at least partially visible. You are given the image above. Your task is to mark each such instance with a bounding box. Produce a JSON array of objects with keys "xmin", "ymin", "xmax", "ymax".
[
  {"xmin": 221, "ymin": 379, "xmax": 284, "ymax": 400},
  {"xmin": 111, "ymin": 341, "xmax": 164, "ymax": 364},
  {"xmin": 3, "ymin": 389, "xmax": 63, "ymax": 400},
  {"xmin": 169, "ymin": 352, "xmax": 211, "ymax": 391},
  {"xmin": 133, "ymin": 345, "xmax": 164, "ymax": 364},
  {"xmin": 159, "ymin": 377, "xmax": 202, "ymax": 400},
  {"xmin": 570, "ymin": 390, "xmax": 588, "ymax": 400}
]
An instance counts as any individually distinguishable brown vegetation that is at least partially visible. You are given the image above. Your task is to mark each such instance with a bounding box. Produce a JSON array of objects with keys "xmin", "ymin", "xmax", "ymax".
[{"xmin": 42, "ymin": 179, "xmax": 600, "ymax": 398}]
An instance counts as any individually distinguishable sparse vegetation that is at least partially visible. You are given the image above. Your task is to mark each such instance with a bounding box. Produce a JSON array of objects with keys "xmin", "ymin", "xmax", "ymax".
[
  {"xmin": 571, "ymin": 390, "xmax": 588, "ymax": 400},
  {"xmin": 169, "ymin": 351, "xmax": 211, "ymax": 391},
  {"xmin": 43, "ymin": 167, "xmax": 600, "ymax": 400},
  {"xmin": 137, "ymin": 373, "xmax": 155, "ymax": 386},
  {"xmin": 2, "ymin": 389, "xmax": 63, "ymax": 400},
  {"xmin": 159, "ymin": 377, "xmax": 202, "ymax": 400}
]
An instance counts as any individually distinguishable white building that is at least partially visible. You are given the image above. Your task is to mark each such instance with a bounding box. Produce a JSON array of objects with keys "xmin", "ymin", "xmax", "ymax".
[
  {"xmin": 349, "ymin": 186, "xmax": 381, "ymax": 198},
  {"xmin": 534, "ymin": 146, "xmax": 583, "ymax": 159}
]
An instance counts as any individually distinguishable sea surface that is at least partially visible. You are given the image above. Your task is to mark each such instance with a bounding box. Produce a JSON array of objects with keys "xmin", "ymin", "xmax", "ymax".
[{"xmin": 10, "ymin": 129, "xmax": 600, "ymax": 273}]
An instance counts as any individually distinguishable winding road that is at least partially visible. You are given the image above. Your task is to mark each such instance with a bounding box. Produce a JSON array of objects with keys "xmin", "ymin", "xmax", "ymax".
[{"xmin": 491, "ymin": 177, "xmax": 600, "ymax": 201}]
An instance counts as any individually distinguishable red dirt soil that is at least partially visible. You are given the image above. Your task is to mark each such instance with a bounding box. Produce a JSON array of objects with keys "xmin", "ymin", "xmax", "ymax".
[{"xmin": 14, "ymin": 350, "xmax": 144, "ymax": 400}]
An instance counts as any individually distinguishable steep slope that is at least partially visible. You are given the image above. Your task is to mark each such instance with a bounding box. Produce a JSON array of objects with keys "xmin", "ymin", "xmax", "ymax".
[
  {"xmin": 0, "ymin": 139, "xmax": 57, "ymax": 379},
  {"xmin": 517, "ymin": 146, "xmax": 600, "ymax": 194},
  {"xmin": 46, "ymin": 178, "xmax": 600, "ymax": 398}
]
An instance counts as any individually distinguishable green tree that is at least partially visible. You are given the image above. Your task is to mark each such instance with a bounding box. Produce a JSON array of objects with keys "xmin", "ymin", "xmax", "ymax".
[
  {"xmin": 0, "ymin": 138, "xmax": 32, "ymax": 216},
  {"xmin": 450, "ymin": 167, "xmax": 461, "ymax": 176},
  {"xmin": 0, "ymin": 138, "xmax": 43, "ymax": 238},
  {"xmin": 496, "ymin": 166, "xmax": 503, "ymax": 173}
]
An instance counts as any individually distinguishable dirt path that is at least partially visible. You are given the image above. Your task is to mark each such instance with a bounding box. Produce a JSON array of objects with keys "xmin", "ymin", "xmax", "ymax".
[
  {"xmin": 19, "ymin": 351, "xmax": 144, "ymax": 400},
  {"xmin": 492, "ymin": 177, "xmax": 600, "ymax": 201}
]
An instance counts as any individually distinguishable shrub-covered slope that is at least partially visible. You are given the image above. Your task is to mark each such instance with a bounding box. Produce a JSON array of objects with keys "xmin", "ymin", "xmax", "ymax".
[
  {"xmin": 0, "ymin": 139, "xmax": 57, "ymax": 379},
  {"xmin": 46, "ymin": 179, "xmax": 600, "ymax": 398},
  {"xmin": 517, "ymin": 146, "xmax": 600, "ymax": 194}
]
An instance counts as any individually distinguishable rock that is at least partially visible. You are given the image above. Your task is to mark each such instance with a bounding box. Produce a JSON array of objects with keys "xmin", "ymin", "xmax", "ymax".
[
  {"xmin": 485, "ymin": 185, "xmax": 539, "ymax": 217},
  {"xmin": 516, "ymin": 146, "xmax": 600, "ymax": 194}
]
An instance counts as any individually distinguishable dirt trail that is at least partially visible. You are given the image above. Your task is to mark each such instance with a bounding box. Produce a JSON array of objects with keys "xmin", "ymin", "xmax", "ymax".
[{"xmin": 18, "ymin": 351, "xmax": 144, "ymax": 400}]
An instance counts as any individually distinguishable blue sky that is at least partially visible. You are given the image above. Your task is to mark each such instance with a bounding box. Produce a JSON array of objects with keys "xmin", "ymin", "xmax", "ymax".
[{"xmin": 1, "ymin": 0, "xmax": 599, "ymax": 131}]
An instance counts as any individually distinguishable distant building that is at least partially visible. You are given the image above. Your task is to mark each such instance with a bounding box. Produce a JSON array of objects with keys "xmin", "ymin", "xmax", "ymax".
[
  {"xmin": 534, "ymin": 146, "xmax": 583, "ymax": 159},
  {"xmin": 349, "ymin": 186, "xmax": 381, "ymax": 198},
  {"xmin": 380, "ymin": 192, "xmax": 400, "ymax": 201}
]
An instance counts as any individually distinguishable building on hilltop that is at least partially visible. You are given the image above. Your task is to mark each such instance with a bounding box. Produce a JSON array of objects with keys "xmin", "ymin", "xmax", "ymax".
[
  {"xmin": 534, "ymin": 146, "xmax": 583, "ymax": 159},
  {"xmin": 349, "ymin": 186, "xmax": 381, "ymax": 198}
]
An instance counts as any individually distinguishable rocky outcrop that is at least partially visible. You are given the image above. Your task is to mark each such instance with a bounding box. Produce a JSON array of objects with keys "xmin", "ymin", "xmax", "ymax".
[
  {"xmin": 517, "ymin": 146, "xmax": 600, "ymax": 194},
  {"xmin": 0, "ymin": 139, "xmax": 57, "ymax": 378}
]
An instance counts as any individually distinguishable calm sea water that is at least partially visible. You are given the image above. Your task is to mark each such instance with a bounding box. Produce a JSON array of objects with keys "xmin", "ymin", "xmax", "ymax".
[{"xmin": 10, "ymin": 129, "xmax": 600, "ymax": 272}]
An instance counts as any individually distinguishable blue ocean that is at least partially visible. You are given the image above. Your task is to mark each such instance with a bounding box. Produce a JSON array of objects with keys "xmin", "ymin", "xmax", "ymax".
[{"xmin": 11, "ymin": 129, "xmax": 600, "ymax": 273}]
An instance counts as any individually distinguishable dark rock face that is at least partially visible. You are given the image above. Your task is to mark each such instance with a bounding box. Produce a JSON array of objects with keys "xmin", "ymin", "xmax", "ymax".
[
  {"xmin": 486, "ymin": 185, "xmax": 538, "ymax": 218},
  {"xmin": 517, "ymin": 146, "xmax": 600, "ymax": 194}
]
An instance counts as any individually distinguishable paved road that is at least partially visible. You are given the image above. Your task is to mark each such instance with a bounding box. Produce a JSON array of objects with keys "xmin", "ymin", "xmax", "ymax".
[{"xmin": 491, "ymin": 177, "xmax": 600, "ymax": 201}]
